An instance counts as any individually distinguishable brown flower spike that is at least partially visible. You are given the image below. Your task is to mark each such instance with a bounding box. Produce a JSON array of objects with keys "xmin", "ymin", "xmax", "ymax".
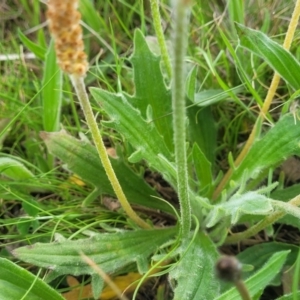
[{"xmin": 47, "ymin": 0, "xmax": 88, "ymax": 76}]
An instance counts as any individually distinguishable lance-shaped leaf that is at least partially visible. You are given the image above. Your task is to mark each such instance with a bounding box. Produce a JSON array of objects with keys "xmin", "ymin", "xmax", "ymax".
[
  {"xmin": 90, "ymin": 90, "xmax": 174, "ymax": 179},
  {"xmin": 13, "ymin": 227, "xmax": 177, "ymax": 279},
  {"xmin": 169, "ymin": 231, "xmax": 220, "ymax": 300},
  {"xmin": 128, "ymin": 29, "xmax": 173, "ymax": 151},
  {"xmin": 237, "ymin": 242, "xmax": 299, "ymax": 284},
  {"xmin": 0, "ymin": 258, "xmax": 64, "ymax": 300},
  {"xmin": 217, "ymin": 250, "xmax": 290, "ymax": 300},
  {"xmin": 235, "ymin": 23, "xmax": 300, "ymax": 90},
  {"xmin": 227, "ymin": 114, "xmax": 300, "ymax": 194},
  {"xmin": 41, "ymin": 131, "xmax": 173, "ymax": 214}
]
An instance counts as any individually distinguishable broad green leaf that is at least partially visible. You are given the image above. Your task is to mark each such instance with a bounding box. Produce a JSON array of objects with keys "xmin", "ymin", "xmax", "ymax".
[
  {"xmin": 40, "ymin": 130, "xmax": 173, "ymax": 214},
  {"xmin": 169, "ymin": 231, "xmax": 220, "ymax": 300},
  {"xmin": 0, "ymin": 258, "xmax": 64, "ymax": 300},
  {"xmin": 192, "ymin": 143, "xmax": 213, "ymax": 197},
  {"xmin": 128, "ymin": 29, "xmax": 173, "ymax": 151},
  {"xmin": 235, "ymin": 23, "xmax": 300, "ymax": 90},
  {"xmin": 18, "ymin": 29, "xmax": 46, "ymax": 60},
  {"xmin": 217, "ymin": 250, "xmax": 290, "ymax": 300},
  {"xmin": 0, "ymin": 157, "xmax": 34, "ymax": 180},
  {"xmin": 206, "ymin": 191, "xmax": 273, "ymax": 228},
  {"xmin": 228, "ymin": 114, "xmax": 300, "ymax": 195},
  {"xmin": 90, "ymin": 89, "xmax": 174, "ymax": 180},
  {"xmin": 42, "ymin": 40, "xmax": 62, "ymax": 132},
  {"xmin": 14, "ymin": 227, "xmax": 177, "ymax": 279}
]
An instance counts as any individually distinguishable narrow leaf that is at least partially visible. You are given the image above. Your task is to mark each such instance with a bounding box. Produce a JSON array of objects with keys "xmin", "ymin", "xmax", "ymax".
[
  {"xmin": 0, "ymin": 258, "xmax": 64, "ymax": 300},
  {"xmin": 18, "ymin": 29, "xmax": 46, "ymax": 60},
  {"xmin": 192, "ymin": 143, "xmax": 213, "ymax": 197},
  {"xmin": 42, "ymin": 40, "xmax": 62, "ymax": 132},
  {"xmin": 228, "ymin": 114, "xmax": 300, "ymax": 194},
  {"xmin": 217, "ymin": 251, "xmax": 290, "ymax": 300},
  {"xmin": 237, "ymin": 242, "xmax": 299, "ymax": 285},
  {"xmin": 235, "ymin": 23, "xmax": 300, "ymax": 90}
]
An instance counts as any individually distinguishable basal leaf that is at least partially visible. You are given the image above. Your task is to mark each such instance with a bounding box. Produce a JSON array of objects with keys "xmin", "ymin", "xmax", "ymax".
[
  {"xmin": 13, "ymin": 227, "xmax": 177, "ymax": 279},
  {"xmin": 0, "ymin": 258, "xmax": 63, "ymax": 300},
  {"xmin": 169, "ymin": 231, "xmax": 220, "ymax": 300},
  {"xmin": 41, "ymin": 131, "xmax": 173, "ymax": 214},
  {"xmin": 129, "ymin": 29, "xmax": 173, "ymax": 151},
  {"xmin": 228, "ymin": 114, "xmax": 300, "ymax": 195},
  {"xmin": 237, "ymin": 242, "xmax": 299, "ymax": 285},
  {"xmin": 217, "ymin": 251, "xmax": 290, "ymax": 300},
  {"xmin": 90, "ymin": 89, "xmax": 174, "ymax": 180},
  {"xmin": 235, "ymin": 23, "xmax": 300, "ymax": 90}
]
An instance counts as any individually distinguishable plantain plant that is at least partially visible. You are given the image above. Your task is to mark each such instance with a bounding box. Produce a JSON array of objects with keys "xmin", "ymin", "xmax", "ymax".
[{"xmin": 2, "ymin": 0, "xmax": 300, "ymax": 299}]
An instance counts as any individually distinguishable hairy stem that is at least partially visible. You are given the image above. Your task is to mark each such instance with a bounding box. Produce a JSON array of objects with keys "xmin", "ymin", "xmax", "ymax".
[
  {"xmin": 71, "ymin": 75, "xmax": 151, "ymax": 229},
  {"xmin": 171, "ymin": 0, "xmax": 192, "ymax": 237},
  {"xmin": 150, "ymin": 0, "xmax": 172, "ymax": 79},
  {"xmin": 213, "ymin": 0, "xmax": 300, "ymax": 200}
]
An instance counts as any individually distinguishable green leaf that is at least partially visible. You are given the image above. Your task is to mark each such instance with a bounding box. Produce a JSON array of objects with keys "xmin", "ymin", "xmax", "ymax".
[
  {"xmin": 90, "ymin": 89, "xmax": 174, "ymax": 182},
  {"xmin": 192, "ymin": 143, "xmax": 213, "ymax": 197},
  {"xmin": 217, "ymin": 250, "xmax": 290, "ymax": 300},
  {"xmin": 13, "ymin": 227, "xmax": 177, "ymax": 279},
  {"xmin": 18, "ymin": 29, "xmax": 46, "ymax": 60},
  {"xmin": 276, "ymin": 292, "xmax": 300, "ymax": 300},
  {"xmin": 228, "ymin": 114, "xmax": 300, "ymax": 194},
  {"xmin": 0, "ymin": 258, "xmax": 64, "ymax": 300},
  {"xmin": 0, "ymin": 157, "xmax": 34, "ymax": 180},
  {"xmin": 237, "ymin": 242, "xmax": 299, "ymax": 285},
  {"xmin": 79, "ymin": 0, "xmax": 102, "ymax": 33},
  {"xmin": 40, "ymin": 131, "xmax": 173, "ymax": 214},
  {"xmin": 128, "ymin": 29, "xmax": 173, "ymax": 151},
  {"xmin": 193, "ymin": 87, "xmax": 243, "ymax": 107},
  {"xmin": 42, "ymin": 40, "xmax": 63, "ymax": 132},
  {"xmin": 169, "ymin": 231, "xmax": 220, "ymax": 300},
  {"xmin": 271, "ymin": 185, "xmax": 300, "ymax": 229},
  {"xmin": 235, "ymin": 23, "xmax": 300, "ymax": 90},
  {"xmin": 187, "ymin": 106, "xmax": 217, "ymax": 166},
  {"xmin": 206, "ymin": 191, "xmax": 273, "ymax": 228}
]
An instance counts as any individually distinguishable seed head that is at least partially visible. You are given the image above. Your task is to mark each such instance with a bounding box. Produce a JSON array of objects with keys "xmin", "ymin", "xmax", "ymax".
[{"xmin": 47, "ymin": 0, "xmax": 88, "ymax": 76}]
